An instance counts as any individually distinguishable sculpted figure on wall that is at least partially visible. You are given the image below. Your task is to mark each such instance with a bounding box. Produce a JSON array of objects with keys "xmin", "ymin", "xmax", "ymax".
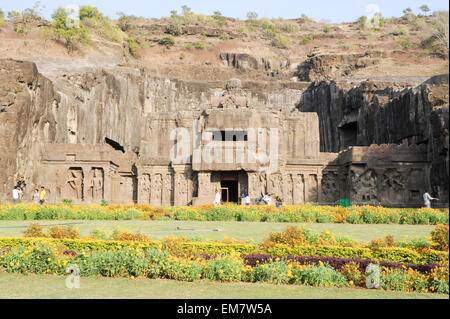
[
  {"xmin": 87, "ymin": 168, "xmax": 104, "ymax": 201},
  {"xmin": 162, "ymin": 173, "xmax": 172, "ymax": 205},
  {"xmin": 380, "ymin": 169, "xmax": 404, "ymax": 203},
  {"xmin": 65, "ymin": 168, "xmax": 83, "ymax": 200},
  {"xmin": 140, "ymin": 174, "xmax": 151, "ymax": 203},
  {"xmin": 151, "ymin": 173, "xmax": 162, "ymax": 204},
  {"xmin": 292, "ymin": 174, "xmax": 304, "ymax": 204},
  {"xmin": 351, "ymin": 169, "xmax": 378, "ymax": 202},
  {"xmin": 175, "ymin": 173, "xmax": 188, "ymax": 205}
]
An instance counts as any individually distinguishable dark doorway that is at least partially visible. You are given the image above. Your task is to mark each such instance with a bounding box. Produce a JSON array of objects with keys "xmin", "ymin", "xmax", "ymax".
[
  {"xmin": 338, "ymin": 122, "xmax": 358, "ymax": 150},
  {"xmin": 220, "ymin": 171, "xmax": 239, "ymax": 203},
  {"xmin": 221, "ymin": 180, "xmax": 239, "ymax": 203}
]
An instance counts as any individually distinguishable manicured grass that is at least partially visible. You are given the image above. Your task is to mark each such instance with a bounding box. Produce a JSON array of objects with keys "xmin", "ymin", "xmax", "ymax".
[
  {"xmin": 0, "ymin": 220, "xmax": 435, "ymax": 243},
  {"xmin": 0, "ymin": 272, "xmax": 446, "ymax": 299}
]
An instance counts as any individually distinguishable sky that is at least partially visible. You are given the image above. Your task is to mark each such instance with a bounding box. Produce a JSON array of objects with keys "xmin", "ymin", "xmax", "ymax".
[{"xmin": 0, "ymin": 0, "xmax": 448, "ymax": 23}]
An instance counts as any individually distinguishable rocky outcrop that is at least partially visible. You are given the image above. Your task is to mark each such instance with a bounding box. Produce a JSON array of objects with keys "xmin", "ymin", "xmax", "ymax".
[
  {"xmin": 296, "ymin": 52, "xmax": 380, "ymax": 82},
  {"xmin": 298, "ymin": 75, "xmax": 449, "ymax": 202},
  {"xmin": 0, "ymin": 59, "xmax": 60, "ymax": 198}
]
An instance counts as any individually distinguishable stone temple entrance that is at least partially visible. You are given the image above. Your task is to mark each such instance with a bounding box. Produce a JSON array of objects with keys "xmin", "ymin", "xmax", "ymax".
[{"xmin": 219, "ymin": 171, "xmax": 247, "ymax": 203}]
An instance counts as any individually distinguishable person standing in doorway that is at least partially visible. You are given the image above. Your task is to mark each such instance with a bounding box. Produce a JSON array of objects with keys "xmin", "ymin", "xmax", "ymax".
[
  {"xmin": 39, "ymin": 186, "xmax": 46, "ymax": 205},
  {"xmin": 32, "ymin": 189, "xmax": 40, "ymax": 204},
  {"xmin": 214, "ymin": 189, "xmax": 221, "ymax": 206},
  {"xmin": 423, "ymin": 192, "xmax": 438, "ymax": 208},
  {"xmin": 12, "ymin": 186, "xmax": 22, "ymax": 204}
]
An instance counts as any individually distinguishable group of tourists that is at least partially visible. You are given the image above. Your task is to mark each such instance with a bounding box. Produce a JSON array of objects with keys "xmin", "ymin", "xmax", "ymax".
[
  {"xmin": 12, "ymin": 186, "xmax": 46, "ymax": 205},
  {"xmin": 213, "ymin": 189, "xmax": 439, "ymax": 208},
  {"xmin": 213, "ymin": 190, "xmax": 283, "ymax": 208}
]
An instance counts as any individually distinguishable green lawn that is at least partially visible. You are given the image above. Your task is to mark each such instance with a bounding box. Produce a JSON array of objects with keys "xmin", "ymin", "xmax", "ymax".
[
  {"xmin": 0, "ymin": 272, "xmax": 447, "ymax": 299},
  {"xmin": 0, "ymin": 220, "xmax": 434, "ymax": 243}
]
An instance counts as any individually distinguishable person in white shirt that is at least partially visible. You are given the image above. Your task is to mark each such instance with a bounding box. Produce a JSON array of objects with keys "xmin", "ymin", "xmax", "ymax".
[
  {"xmin": 12, "ymin": 186, "xmax": 22, "ymax": 204},
  {"xmin": 245, "ymin": 195, "xmax": 251, "ymax": 206},
  {"xmin": 214, "ymin": 189, "xmax": 221, "ymax": 206},
  {"xmin": 423, "ymin": 192, "xmax": 438, "ymax": 208},
  {"xmin": 265, "ymin": 193, "xmax": 272, "ymax": 206}
]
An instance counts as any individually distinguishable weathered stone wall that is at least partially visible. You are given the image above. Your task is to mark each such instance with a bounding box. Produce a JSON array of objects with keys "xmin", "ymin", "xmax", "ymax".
[
  {"xmin": 0, "ymin": 60, "xmax": 59, "ymax": 202},
  {"xmin": 298, "ymin": 77, "xmax": 449, "ymax": 203},
  {"xmin": 1, "ymin": 58, "xmax": 447, "ymax": 206}
]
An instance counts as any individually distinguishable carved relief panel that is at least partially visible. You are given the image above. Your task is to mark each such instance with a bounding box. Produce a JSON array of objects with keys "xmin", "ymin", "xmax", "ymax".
[
  {"xmin": 86, "ymin": 168, "xmax": 104, "ymax": 201},
  {"xmin": 322, "ymin": 172, "xmax": 339, "ymax": 203},
  {"xmin": 63, "ymin": 167, "xmax": 84, "ymax": 200}
]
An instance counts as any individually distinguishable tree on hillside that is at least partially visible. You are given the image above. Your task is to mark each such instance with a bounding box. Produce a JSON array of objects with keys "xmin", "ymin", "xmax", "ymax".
[
  {"xmin": 403, "ymin": 8, "xmax": 413, "ymax": 14},
  {"xmin": 6, "ymin": 2, "xmax": 45, "ymax": 35},
  {"xmin": 246, "ymin": 12, "xmax": 258, "ymax": 21},
  {"xmin": 420, "ymin": 5, "xmax": 430, "ymax": 14},
  {"xmin": 51, "ymin": 7, "xmax": 90, "ymax": 53}
]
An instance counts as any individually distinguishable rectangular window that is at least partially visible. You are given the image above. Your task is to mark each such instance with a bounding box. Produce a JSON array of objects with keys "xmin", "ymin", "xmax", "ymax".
[{"xmin": 212, "ymin": 130, "xmax": 248, "ymax": 141}]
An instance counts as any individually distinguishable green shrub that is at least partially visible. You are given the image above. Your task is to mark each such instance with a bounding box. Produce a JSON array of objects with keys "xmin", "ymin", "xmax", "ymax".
[
  {"xmin": 62, "ymin": 199, "xmax": 73, "ymax": 206},
  {"xmin": 205, "ymin": 207, "xmax": 234, "ymax": 221},
  {"xmin": 23, "ymin": 223, "xmax": 47, "ymax": 238},
  {"xmin": 298, "ymin": 14, "xmax": 313, "ymax": 24},
  {"xmin": 300, "ymin": 34, "xmax": 316, "ymax": 45},
  {"xmin": 212, "ymin": 11, "xmax": 227, "ymax": 27},
  {"xmin": 182, "ymin": 43, "xmax": 194, "ymax": 50},
  {"xmin": 380, "ymin": 268, "xmax": 410, "ymax": 291},
  {"xmin": 0, "ymin": 242, "xmax": 64, "ymax": 275},
  {"xmin": 166, "ymin": 257, "xmax": 204, "ymax": 281},
  {"xmin": 219, "ymin": 33, "xmax": 230, "ymax": 41},
  {"xmin": 271, "ymin": 33, "xmax": 291, "ymax": 49},
  {"xmin": 50, "ymin": 7, "xmax": 90, "ymax": 52},
  {"xmin": 253, "ymin": 260, "xmax": 290, "ymax": 284},
  {"xmin": 146, "ymin": 248, "xmax": 170, "ymax": 278},
  {"xmin": 165, "ymin": 23, "xmax": 182, "ymax": 36},
  {"xmin": 397, "ymin": 36, "xmax": 413, "ymax": 49},
  {"xmin": 79, "ymin": 6, "xmax": 102, "ymax": 20},
  {"xmin": 323, "ymin": 26, "xmax": 331, "ymax": 33},
  {"xmin": 159, "ymin": 36, "xmax": 175, "ymax": 48},
  {"xmin": 294, "ymin": 264, "xmax": 348, "ymax": 287},
  {"xmin": 276, "ymin": 19, "xmax": 299, "ymax": 33},
  {"xmin": 193, "ymin": 41, "xmax": 206, "ymax": 49},
  {"xmin": 393, "ymin": 25, "xmax": 409, "ymax": 36},
  {"xmin": 205, "ymin": 255, "xmax": 243, "ymax": 282}
]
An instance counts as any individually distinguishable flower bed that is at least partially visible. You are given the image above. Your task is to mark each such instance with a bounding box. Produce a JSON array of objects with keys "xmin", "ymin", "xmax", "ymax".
[
  {"xmin": 0, "ymin": 236, "xmax": 447, "ymax": 264},
  {"xmin": 0, "ymin": 242, "xmax": 448, "ymax": 294},
  {"xmin": 0, "ymin": 203, "xmax": 448, "ymax": 225}
]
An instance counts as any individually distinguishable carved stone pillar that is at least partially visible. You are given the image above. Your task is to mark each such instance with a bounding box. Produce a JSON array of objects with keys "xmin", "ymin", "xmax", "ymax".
[{"xmin": 317, "ymin": 174, "xmax": 323, "ymax": 203}]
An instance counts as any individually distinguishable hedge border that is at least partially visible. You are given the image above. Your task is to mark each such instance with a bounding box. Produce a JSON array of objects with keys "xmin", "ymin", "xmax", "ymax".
[{"xmin": 0, "ymin": 237, "xmax": 447, "ymax": 264}]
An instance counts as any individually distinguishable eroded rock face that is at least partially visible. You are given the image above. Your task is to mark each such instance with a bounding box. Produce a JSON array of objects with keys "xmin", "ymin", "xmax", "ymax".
[
  {"xmin": 219, "ymin": 52, "xmax": 290, "ymax": 76},
  {"xmin": 298, "ymin": 76, "xmax": 449, "ymax": 202},
  {"xmin": 0, "ymin": 59, "xmax": 59, "ymax": 199},
  {"xmin": 1, "ymin": 58, "xmax": 448, "ymax": 207},
  {"xmin": 296, "ymin": 52, "xmax": 380, "ymax": 82}
]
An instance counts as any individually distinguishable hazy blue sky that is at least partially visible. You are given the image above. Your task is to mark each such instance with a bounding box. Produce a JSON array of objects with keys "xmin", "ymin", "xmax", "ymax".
[{"xmin": 0, "ymin": 0, "xmax": 448, "ymax": 22}]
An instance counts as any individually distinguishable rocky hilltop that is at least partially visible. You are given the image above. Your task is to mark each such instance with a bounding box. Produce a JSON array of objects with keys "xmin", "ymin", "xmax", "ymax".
[{"xmin": 0, "ymin": 7, "xmax": 448, "ymax": 206}]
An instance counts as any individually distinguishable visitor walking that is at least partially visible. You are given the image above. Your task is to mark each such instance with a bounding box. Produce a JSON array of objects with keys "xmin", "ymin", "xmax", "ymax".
[
  {"xmin": 245, "ymin": 194, "xmax": 251, "ymax": 206},
  {"xmin": 214, "ymin": 189, "xmax": 221, "ymax": 206},
  {"xmin": 263, "ymin": 193, "xmax": 272, "ymax": 206},
  {"xmin": 39, "ymin": 186, "xmax": 46, "ymax": 205},
  {"xmin": 423, "ymin": 192, "xmax": 438, "ymax": 208},
  {"xmin": 12, "ymin": 186, "xmax": 22, "ymax": 204},
  {"xmin": 32, "ymin": 189, "xmax": 40, "ymax": 204},
  {"xmin": 275, "ymin": 196, "xmax": 282, "ymax": 208}
]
